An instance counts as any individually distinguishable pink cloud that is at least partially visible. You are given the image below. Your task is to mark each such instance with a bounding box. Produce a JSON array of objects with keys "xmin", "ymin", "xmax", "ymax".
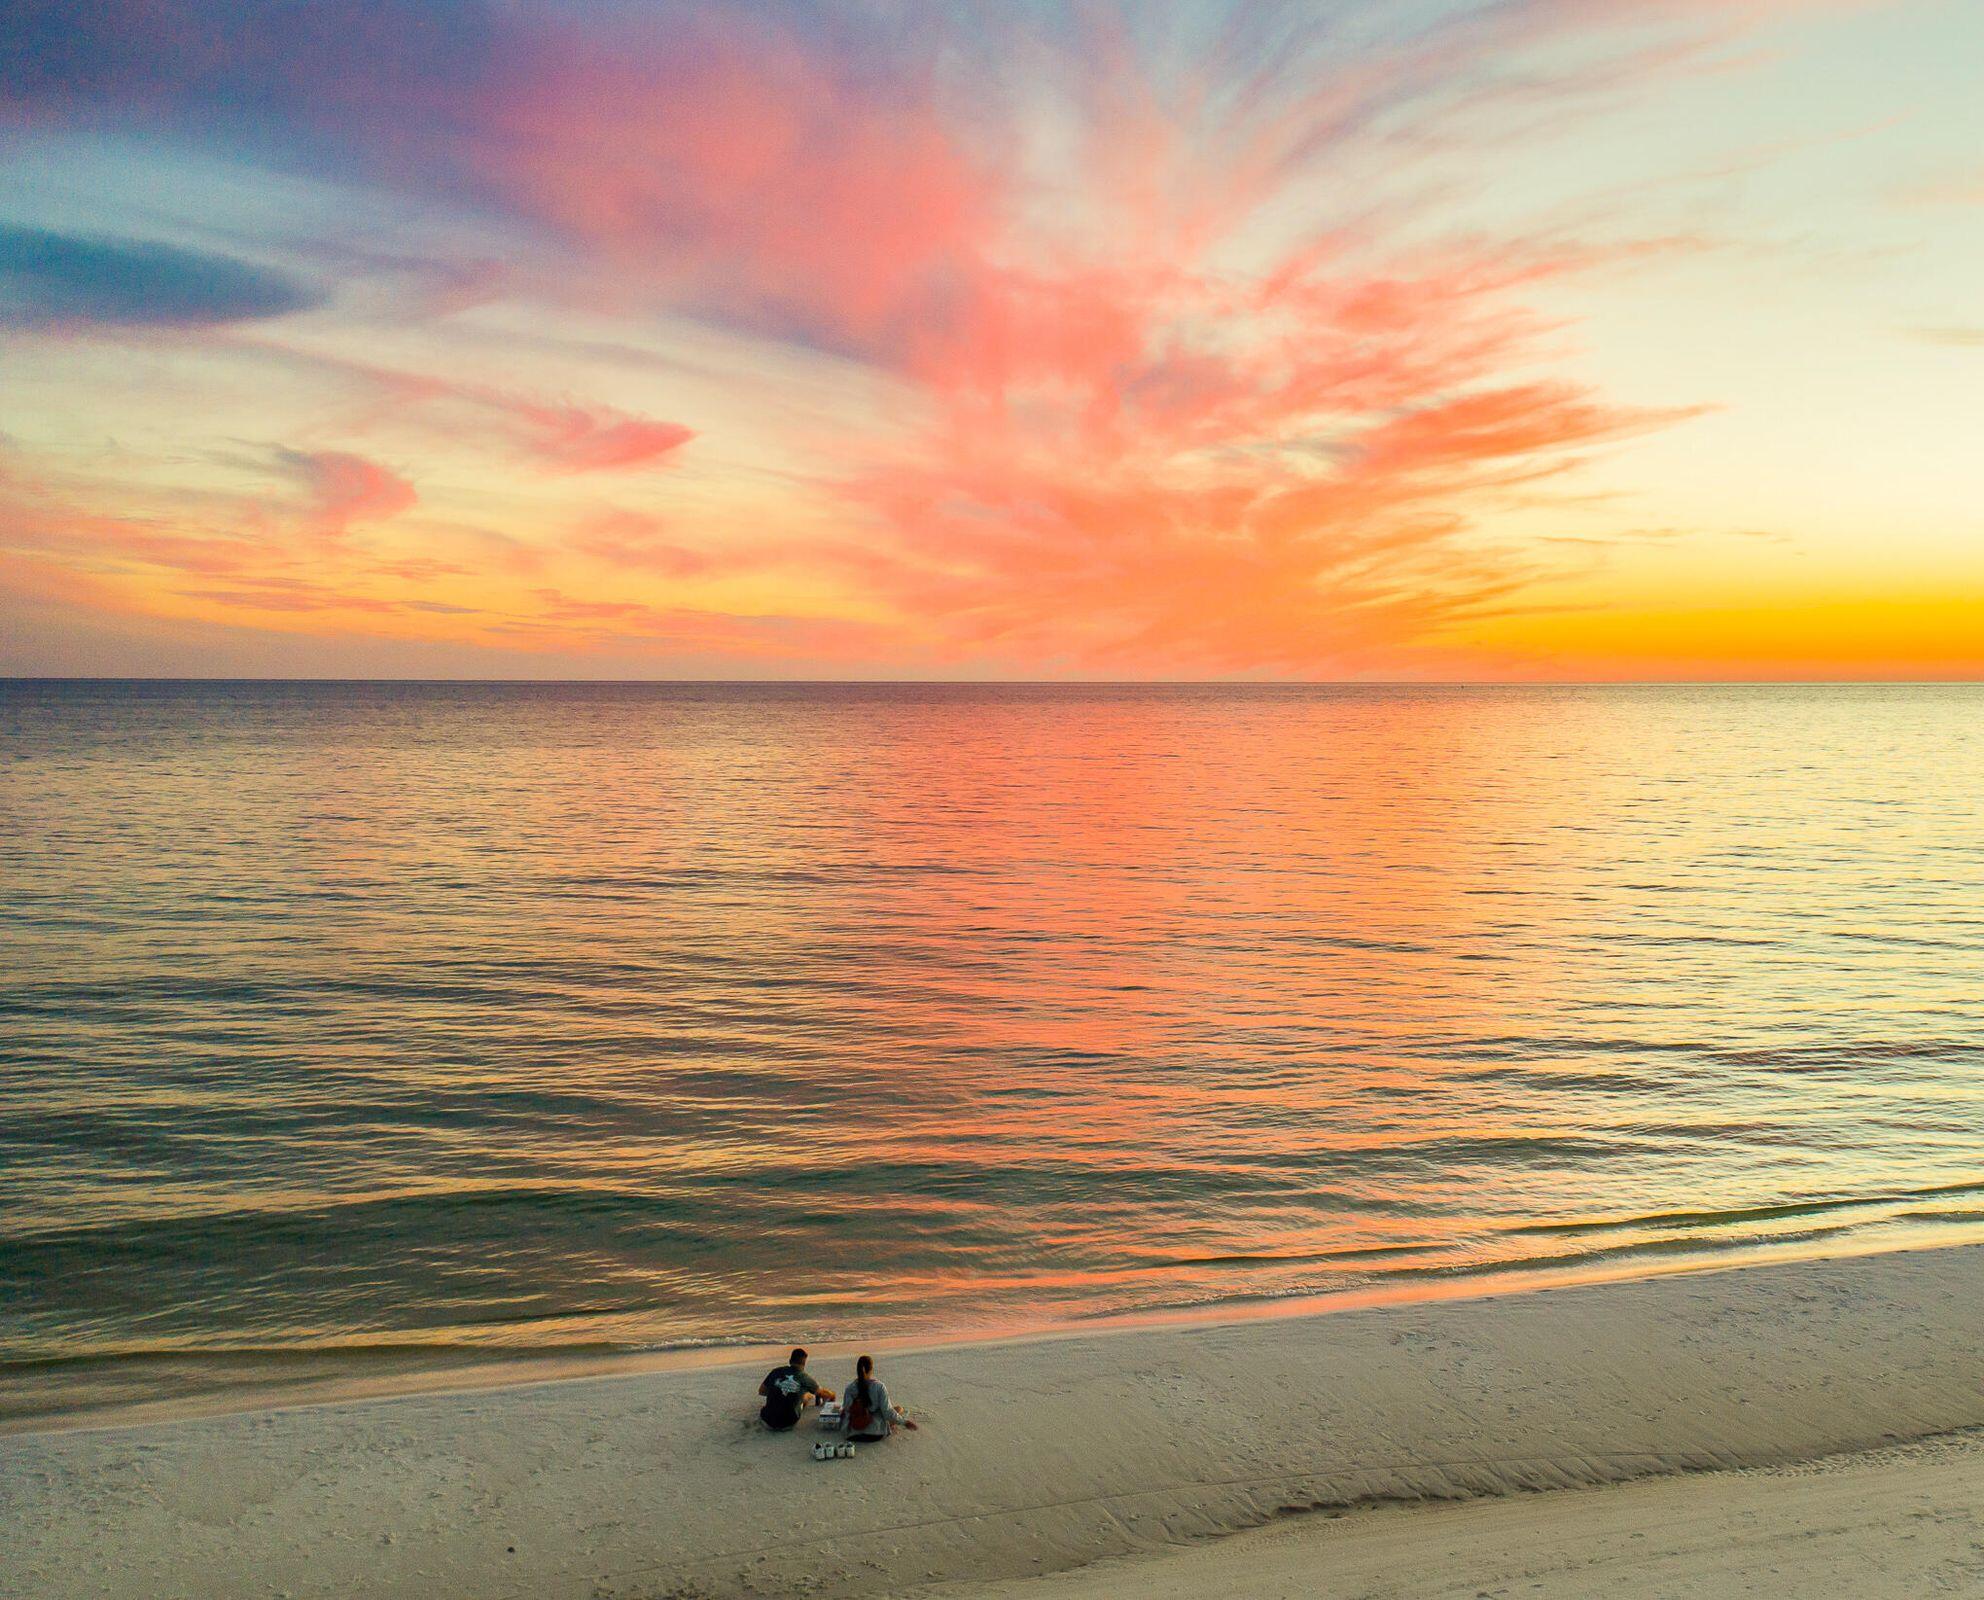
[
  {"xmin": 509, "ymin": 404, "xmax": 693, "ymax": 474},
  {"xmin": 0, "ymin": 463, "xmax": 268, "ymax": 578},
  {"xmin": 277, "ymin": 448, "xmax": 417, "ymax": 535},
  {"xmin": 457, "ymin": 9, "xmax": 996, "ymax": 357},
  {"xmin": 242, "ymin": 343, "xmax": 697, "ymax": 478}
]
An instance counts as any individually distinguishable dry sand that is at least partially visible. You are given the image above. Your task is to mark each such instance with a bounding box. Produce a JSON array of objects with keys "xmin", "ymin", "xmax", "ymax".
[{"xmin": 4, "ymin": 1244, "xmax": 1982, "ymax": 1600}]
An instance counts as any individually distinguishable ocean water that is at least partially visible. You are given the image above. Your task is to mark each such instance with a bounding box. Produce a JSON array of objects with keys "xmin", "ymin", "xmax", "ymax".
[{"xmin": 4, "ymin": 681, "xmax": 1982, "ymax": 1404}]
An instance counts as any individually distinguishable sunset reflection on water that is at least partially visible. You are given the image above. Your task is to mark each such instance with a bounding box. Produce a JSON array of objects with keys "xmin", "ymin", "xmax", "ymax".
[{"xmin": 4, "ymin": 682, "xmax": 1982, "ymax": 1374}]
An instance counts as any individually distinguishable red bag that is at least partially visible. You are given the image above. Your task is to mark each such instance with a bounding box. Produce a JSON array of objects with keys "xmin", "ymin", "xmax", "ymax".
[{"xmin": 844, "ymin": 1379, "xmax": 877, "ymax": 1434}]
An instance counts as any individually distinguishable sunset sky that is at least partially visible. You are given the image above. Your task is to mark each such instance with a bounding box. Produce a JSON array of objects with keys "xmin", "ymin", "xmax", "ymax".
[{"xmin": 2, "ymin": 0, "xmax": 1979, "ymax": 680}]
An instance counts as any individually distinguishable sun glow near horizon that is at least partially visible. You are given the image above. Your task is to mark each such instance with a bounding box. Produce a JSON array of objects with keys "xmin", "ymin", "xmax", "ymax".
[{"xmin": 2, "ymin": 0, "xmax": 1980, "ymax": 681}]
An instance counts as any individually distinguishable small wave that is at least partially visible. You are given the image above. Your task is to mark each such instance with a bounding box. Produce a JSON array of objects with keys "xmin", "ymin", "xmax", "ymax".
[
  {"xmin": 0, "ymin": 1337, "xmax": 648, "ymax": 1378},
  {"xmin": 1591, "ymin": 930, "xmax": 1780, "ymax": 948},
  {"xmin": 1164, "ymin": 1242, "xmax": 1434, "ymax": 1270},
  {"xmin": 1507, "ymin": 1177, "xmax": 1984, "ymax": 1239},
  {"xmin": 0, "ymin": 1182, "xmax": 701, "ymax": 1252},
  {"xmin": 1413, "ymin": 1225, "xmax": 1853, "ymax": 1280},
  {"xmin": 1709, "ymin": 1041, "xmax": 1984, "ymax": 1070}
]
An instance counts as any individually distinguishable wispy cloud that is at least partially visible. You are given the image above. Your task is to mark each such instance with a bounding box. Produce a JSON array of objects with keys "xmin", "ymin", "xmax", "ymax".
[
  {"xmin": 0, "ymin": 0, "xmax": 1969, "ymax": 676},
  {"xmin": 0, "ymin": 224, "xmax": 322, "ymax": 328},
  {"xmin": 273, "ymin": 448, "xmax": 417, "ymax": 536}
]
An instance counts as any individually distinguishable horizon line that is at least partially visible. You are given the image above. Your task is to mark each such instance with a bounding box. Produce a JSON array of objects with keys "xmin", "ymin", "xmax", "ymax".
[{"xmin": 6, "ymin": 676, "xmax": 1983, "ymax": 689}]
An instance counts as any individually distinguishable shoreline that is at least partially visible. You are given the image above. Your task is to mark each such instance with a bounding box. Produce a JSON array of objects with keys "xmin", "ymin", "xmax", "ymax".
[
  {"xmin": 5, "ymin": 1242, "xmax": 1982, "ymax": 1599},
  {"xmin": 9, "ymin": 1221, "xmax": 1981, "ymax": 1439}
]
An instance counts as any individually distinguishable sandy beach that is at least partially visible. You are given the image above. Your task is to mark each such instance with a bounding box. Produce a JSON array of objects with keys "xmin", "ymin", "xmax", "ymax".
[
  {"xmin": 5, "ymin": 1243, "xmax": 1982, "ymax": 1599},
  {"xmin": 958, "ymin": 1428, "xmax": 1984, "ymax": 1599}
]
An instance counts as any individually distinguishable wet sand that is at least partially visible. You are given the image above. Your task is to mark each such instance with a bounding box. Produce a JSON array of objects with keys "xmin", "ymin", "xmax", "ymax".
[{"xmin": 4, "ymin": 1243, "xmax": 1982, "ymax": 1599}]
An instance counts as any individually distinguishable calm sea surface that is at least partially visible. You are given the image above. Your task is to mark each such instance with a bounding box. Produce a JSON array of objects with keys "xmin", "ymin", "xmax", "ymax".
[{"xmin": 4, "ymin": 682, "xmax": 1982, "ymax": 1404}]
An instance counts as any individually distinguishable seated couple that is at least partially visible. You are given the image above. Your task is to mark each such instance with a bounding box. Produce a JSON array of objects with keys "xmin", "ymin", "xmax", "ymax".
[{"xmin": 758, "ymin": 1347, "xmax": 919, "ymax": 1441}]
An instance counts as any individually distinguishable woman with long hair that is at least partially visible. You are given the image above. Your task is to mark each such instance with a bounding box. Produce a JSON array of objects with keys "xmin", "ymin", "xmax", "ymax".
[{"xmin": 842, "ymin": 1353, "xmax": 917, "ymax": 1442}]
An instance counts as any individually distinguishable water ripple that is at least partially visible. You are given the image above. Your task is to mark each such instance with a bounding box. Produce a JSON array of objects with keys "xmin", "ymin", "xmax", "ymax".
[{"xmin": 3, "ymin": 681, "xmax": 1982, "ymax": 1380}]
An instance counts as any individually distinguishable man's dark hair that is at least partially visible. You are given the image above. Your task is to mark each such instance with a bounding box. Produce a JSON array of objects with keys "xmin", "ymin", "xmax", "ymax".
[{"xmin": 790, "ymin": 1347, "xmax": 808, "ymax": 1367}]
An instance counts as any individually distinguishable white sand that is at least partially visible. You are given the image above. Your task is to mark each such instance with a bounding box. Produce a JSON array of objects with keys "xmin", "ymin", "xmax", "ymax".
[{"xmin": 4, "ymin": 1244, "xmax": 1982, "ymax": 1600}]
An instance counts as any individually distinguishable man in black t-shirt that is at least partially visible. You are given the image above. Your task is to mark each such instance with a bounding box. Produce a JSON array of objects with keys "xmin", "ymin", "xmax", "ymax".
[{"xmin": 758, "ymin": 1347, "xmax": 833, "ymax": 1430}]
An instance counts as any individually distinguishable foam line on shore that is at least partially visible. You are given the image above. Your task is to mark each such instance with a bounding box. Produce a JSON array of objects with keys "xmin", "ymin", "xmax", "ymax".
[{"xmin": 14, "ymin": 1221, "xmax": 1981, "ymax": 1438}]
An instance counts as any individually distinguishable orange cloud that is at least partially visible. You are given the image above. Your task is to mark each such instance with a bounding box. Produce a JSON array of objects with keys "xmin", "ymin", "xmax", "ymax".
[
  {"xmin": 565, "ymin": 509, "xmax": 711, "ymax": 576},
  {"xmin": 832, "ymin": 226, "xmax": 1691, "ymax": 673}
]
